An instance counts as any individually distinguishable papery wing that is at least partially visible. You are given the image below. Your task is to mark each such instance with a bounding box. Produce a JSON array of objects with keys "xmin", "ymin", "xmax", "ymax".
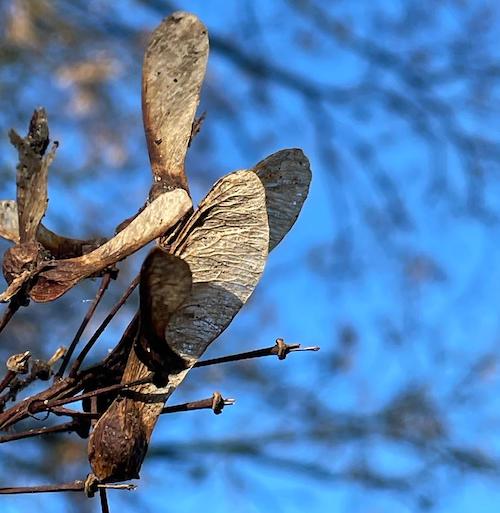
[
  {"xmin": 136, "ymin": 248, "xmax": 192, "ymax": 376},
  {"xmin": 253, "ymin": 148, "xmax": 311, "ymax": 251},
  {"xmin": 26, "ymin": 188, "xmax": 191, "ymax": 303},
  {"xmin": 142, "ymin": 12, "xmax": 208, "ymax": 196},
  {"xmin": 0, "ymin": 201, "xmax": 19, "ymax": 243},
  {"xmin": 165, "ymin": 169, "xmax": 269, "ymax": 360},
  {"xmin": 10, "ymin": 108, "xmax": 54, "ymax": 243},
  {"xmin": 89, "ymin": 170, "xmax": 269, "ymax": 483}
]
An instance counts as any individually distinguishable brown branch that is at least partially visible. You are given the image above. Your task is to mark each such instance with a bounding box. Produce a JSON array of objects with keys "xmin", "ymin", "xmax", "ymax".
[
  {"xmin": 0, "ymin": 315, "xmax": 135, "ymax": 430},
  {"xmin": 194, "ymin": 339, "xmax": 320, "ymax": 368},
  {"xmin": 0, "ymin": 481, "xmax": 136, "ymax": 495},
  {"xmin": 0, "ymin": 421, "xmax": 78, "ymax": 443},
  {"xmin": 100, "ymin": 488, "xmax": 110, "ymax": 513},
  {"xmin": 0, "ymin": 301, "xmax": 20, "ymax": 336},
  {"xmin": 0, "ymin": 371, "xmax": 15, "ymax": 394},
  {"xmin": 40, "ymin": 376, "xmax": 153, "ymax": 411},
  {"xmin": 56, "ymin": 271, "xmax": 113, "ymax": 378},
  {"xmin": 161, "ymin": 392, "xmax": 235, "ymax": 415},
  {"xmin": 0, "ymin": 339, "xmax": 316, "ymax": 429},
  {"xmin": 0, "ymin": 355, "xmax": 109, "ymax": 429}
]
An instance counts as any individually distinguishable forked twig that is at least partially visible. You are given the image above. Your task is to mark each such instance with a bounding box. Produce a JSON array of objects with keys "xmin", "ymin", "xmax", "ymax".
[
  {"xmin": 0, "ymin": 392, "xmax": 234, "ymax": 444},
  {"xmin": 0, "ymin": 339, "xmax": 316, "ymax": 429}
]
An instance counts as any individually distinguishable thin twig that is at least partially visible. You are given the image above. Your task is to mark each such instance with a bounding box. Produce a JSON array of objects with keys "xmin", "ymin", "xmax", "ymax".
[
  {"xmin": 99, "ymin": 488, "xmax": 110, "ymax": 513},
  {"xmin": 0, "ymin": 481, "xmax": 85, "ymax": 494},
  {"xmin": 49, "ymin": 406, "xmax": 98, "ymax": 419},
  {"xmin": 57, "ymin": 272, "xmax": 113, "ymax": 378},
  {"xmin": 161, "ymin": 392, "xmax": 235, "ymax": 415},
  {"xmin": 69, "ymin": 274, "xmax": 139, "ymax": 377},
  {"xmin": 39, "ymin": 375, "xmax": 152, "ymax": 411},
  {"xmin": 194, "ymin": 340, "xmax": 320, "ymax": 368},
  {"xmin": 0, "ymin": 421, "xmax": 77, "ymax": 443},
  {"xmin": 0, "ymin": 300, "xmax": 21, "ymax": 336},
  {"xmin": 0, "ymin": 481, "xmax": 136, "ymax": 495},
  {"xmin": 19, "ymin": 393, "xmax": 235, "ymax": 423},
  {"xmin": 0, "ymin": 371, "xmax": 15, "ymax": 394}
]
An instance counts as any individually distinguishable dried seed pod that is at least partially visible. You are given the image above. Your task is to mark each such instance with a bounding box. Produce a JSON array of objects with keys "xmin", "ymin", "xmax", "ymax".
[
  {"xmin": 252, "ymin": 148, "xmax": 311, "ymax": 251},
  {"xmin": 89, "ymin": 169, "xmax": 269, "ymax": 482},
  {"xmin": 22, "ymin": 188, "xmax": 192, "ymax": 303},
  {"xmin": 143, "ymin": 11, "xmax": 209, "ymax": 198},
  {"xmin": 166, "ymin": 169, "xmax": 269, "ymax": 359},
  {"xmin": 135, "ymin": 249, "xmax": 192, "ymax": 383}
]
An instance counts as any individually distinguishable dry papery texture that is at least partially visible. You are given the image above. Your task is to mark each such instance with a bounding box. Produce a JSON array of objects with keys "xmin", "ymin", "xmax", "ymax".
[
  {"xmin": 26, "ymin": 188, "xmax": 191, "ymax": 302},
  {"xmin": 88, "ymin": 170, "xmax": 269, "ymax": 482},
  {"xmin": 253, "ymin": 148, "xmax": 311, "ymax": 251},
  {"xmin": 0, "ymin": 11, "xmax": 209, "ymax": 305},
  {"xmin": 143, "ymin": 12, "xmax": 208, "ymax": 198},
  {"xmin": 135, "ymin": 248, "xmax": 193, "ymax": 379}
]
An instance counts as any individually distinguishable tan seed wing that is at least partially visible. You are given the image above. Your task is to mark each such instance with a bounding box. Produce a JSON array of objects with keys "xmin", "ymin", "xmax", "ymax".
[
  {"xmin": 140, "ymin": 248, "xmax": 192, "ymax": 339},
  {"xmin": 136, "ymin": 248, "xmax": 192, "ymax": 375},
  {"xmin": 0, "ymin": 201, "xmax": 19, "ymax": 243},
  {"xmin": 166, "ymin": 169, "xmax": 269, "ymax": 359},
  {"xmin": 27, "ymin": 188, "xmax": 192, "ymax": 303},
  {"xmin": 253, "ymin": 148, "xmax": 311, "ymax": 251},
  {"xmin": 143, "ymin": 12, "xmax": 208, "ymax": 194}
]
